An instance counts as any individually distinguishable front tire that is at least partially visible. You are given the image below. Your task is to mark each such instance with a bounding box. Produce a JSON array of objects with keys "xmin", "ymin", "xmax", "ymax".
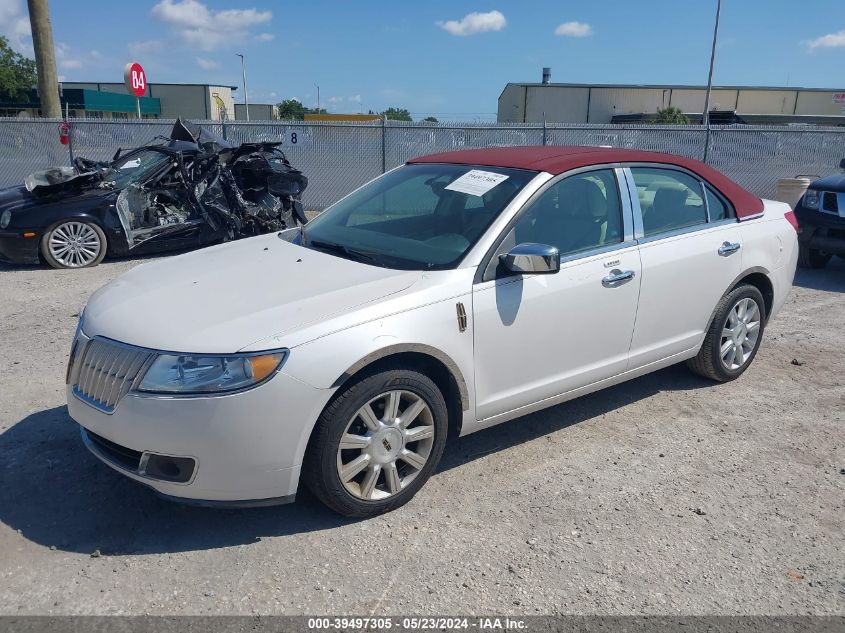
[
  {"xmin": 303, "ymin": 368, "xmax": 448, "ymax": 518},
  {"xmin": 797, "ymin": 244, "xmax": 831, "ymax": 269},
  {"xmin": 41, "ymin": 220, "xmax": 107, "ymax": 269},
  {"xmin": 687, "ymin": 284, "xmax": 766, "ymax": 382}
]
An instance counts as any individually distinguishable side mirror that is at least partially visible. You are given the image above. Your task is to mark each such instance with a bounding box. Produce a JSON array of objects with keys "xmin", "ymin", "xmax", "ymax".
[
  {"xmin": 500, "ymin": 243, "xmax": 560, "ymax": 275},
  {"xmin": 840, "ymin": 158, "xmax": 845, "ymax": 170}
]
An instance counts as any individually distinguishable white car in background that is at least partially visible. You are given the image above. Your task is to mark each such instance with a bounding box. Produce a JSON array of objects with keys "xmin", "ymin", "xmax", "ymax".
[{"xmin": 67, "ymin": 146, "xmax": 799, "ymax": 517}]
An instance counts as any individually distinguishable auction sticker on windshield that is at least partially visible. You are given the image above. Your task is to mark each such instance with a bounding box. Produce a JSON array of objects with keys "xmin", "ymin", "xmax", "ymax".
[{"xmin": 445, "ymin": 169, "xmax": 509, "ymax": 197}]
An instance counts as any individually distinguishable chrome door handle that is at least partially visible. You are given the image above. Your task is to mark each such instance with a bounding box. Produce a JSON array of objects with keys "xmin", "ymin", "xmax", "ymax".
[
  {"xmin": 718, "ymin": 241, "xmax": 741, "ymax": 256},
  {"xmin": 602, "ymin": 269, "xmax": 635, "ymax": 287}
]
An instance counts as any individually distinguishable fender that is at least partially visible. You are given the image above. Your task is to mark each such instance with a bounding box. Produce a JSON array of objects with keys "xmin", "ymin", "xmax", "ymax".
[{"xmin": 332, "ymin": 342, "xmax": 470, "ymax": 411}]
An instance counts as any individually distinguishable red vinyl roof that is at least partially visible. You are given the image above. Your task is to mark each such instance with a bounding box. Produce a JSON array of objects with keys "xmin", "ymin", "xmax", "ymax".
[{"xmin": 409, "ymin": 146, "xmax": 764, "ymax": 219}]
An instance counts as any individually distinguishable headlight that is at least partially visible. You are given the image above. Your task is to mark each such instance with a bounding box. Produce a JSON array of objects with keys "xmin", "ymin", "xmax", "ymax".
[
  {"xmin": 803, "ymin": 189, "xmax": 820, "ymax": 210},
  {"xmin": 137, "ymin": 350, "xmax": 287, "ymax": 395},
  {"xmin": 0, "ymin": 210, "xmax": 11, "ymax": 229}
]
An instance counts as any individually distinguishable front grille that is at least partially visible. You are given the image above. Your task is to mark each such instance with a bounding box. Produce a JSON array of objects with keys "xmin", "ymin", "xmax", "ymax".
[
  {"xmin": 823, "ymin": 192, "xmax": 839, "ymax": 214},
  {"xmin": 84, "ymin": 428, "xmax": 143, "ymax": 471},
  {"xmin": 72, "ymin": 338, "xmax": 154, "ymax": 412}
]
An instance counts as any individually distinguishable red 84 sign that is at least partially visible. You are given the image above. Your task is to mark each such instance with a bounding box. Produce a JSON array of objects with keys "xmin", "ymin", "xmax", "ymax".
[{"xmin": 123, "ymin": 62, "xmax": 147, "ymax": 97}]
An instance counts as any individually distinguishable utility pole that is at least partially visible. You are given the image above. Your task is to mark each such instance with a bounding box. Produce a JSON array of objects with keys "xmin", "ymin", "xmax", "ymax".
[
  {"xmin": 236, "ymin": 53, "xmax": 249, "ymax": 121},
  {"xmin": 314, "ymin": 84, "xmax": 320, "ymax": 113},
  {"xmin": 702, "ymin": 0, "xmax": 722, "ymax": 164},
  {"xmin": 27, "ymin": 0, "xmax": 61, "ymax": 118}
]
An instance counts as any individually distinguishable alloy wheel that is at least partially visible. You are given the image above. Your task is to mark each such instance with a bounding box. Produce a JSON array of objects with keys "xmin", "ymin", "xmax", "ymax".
[
  {"xmin": 719, "ymin": 297, "xmax": 761, "ymax": 370},
  {"xmin": 336, "ymin": 390, "xmax": 436, "ymax": 501},
  {"xmin": 48, "ymin": 222, "xmax": 102, "ymax": 268}
]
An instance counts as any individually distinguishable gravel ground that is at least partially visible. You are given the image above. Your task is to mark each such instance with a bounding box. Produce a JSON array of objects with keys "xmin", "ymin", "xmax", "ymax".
[{"xmin": 0, "ymin": 252, "xmax": 843, "ymax": 616}]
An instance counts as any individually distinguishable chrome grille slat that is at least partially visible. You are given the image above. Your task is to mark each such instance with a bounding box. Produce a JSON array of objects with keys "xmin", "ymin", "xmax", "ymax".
[
  {"xmin": 72, "ymin": 338, "xmax": 153, "ymax": 413},
  {"xmin": 104, "ymin": 350, "xmax": 136, "ymax": 407}
]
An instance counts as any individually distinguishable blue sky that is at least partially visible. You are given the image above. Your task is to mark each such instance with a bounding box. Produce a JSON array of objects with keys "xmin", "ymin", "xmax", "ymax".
[{"xmin": 1, "ymin": 0, "xmax": 843, "ymax": 120}]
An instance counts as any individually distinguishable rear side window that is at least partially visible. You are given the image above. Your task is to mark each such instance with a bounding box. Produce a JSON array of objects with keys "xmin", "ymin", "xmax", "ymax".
[
  {"xmin": 630, "ymin": 168, "xmax": 707, "ymax": 237},
  {"xmin": 704, "ymin": 185, "xmax": 733, "ymax": 221}
]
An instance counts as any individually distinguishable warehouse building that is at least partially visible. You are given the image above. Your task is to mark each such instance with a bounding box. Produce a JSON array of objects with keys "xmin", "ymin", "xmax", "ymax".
[
  {"xmin": 64, "ymin": 82, "xmax": 238, "ymax": 120},
  {"xmin": 2, "ymin": 82, "xmax": 239, "ymax": 120},
  {"xmin": 499, "ymin": 72, "xmax": 845, "ymax": 126}
]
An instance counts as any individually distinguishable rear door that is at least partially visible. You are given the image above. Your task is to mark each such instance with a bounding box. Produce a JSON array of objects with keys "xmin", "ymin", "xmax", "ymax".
[{"xmin": 625, "ymin": 166, "xmax": 743, "ymax": 368}]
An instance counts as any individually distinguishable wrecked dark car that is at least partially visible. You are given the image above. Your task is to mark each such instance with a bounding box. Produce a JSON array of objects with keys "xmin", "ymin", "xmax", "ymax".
[{"xmin": 0, "ymin": 119, "xmax": 307, "ymax": 269}]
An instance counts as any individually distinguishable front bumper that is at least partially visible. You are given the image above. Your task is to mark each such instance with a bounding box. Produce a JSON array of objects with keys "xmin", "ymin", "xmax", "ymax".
[
  {"xmin": 0, "ymin": 231, "xmax": 40, "ymax": 264},
  {"xmin": 67, "ymin": 332, "xmax": 335, "ymax": 504},
  {"xmin": 795, "ymin": 206, "xmax": 845, "ymax": 256}
]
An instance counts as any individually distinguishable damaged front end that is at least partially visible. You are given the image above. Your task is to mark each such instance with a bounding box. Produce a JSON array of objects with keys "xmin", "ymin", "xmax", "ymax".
[{"xmin": 61, "ymin": 118, "xmax": 309, "ymax": 252}]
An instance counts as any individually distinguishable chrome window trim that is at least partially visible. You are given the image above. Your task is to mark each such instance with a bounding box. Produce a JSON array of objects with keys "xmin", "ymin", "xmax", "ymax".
[
  {"xmin": 474, "ymin": 163, "xmax": 633, "ymax": 284},
  {"xmin": 635, "ymin": 218, "xmax": 739, "ymax": 246}
]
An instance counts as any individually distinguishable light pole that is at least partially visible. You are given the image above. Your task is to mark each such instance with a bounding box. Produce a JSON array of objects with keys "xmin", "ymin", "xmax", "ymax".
[
  {"xmin": 314, "ymin": 83, "xmax": 320, "ymax": 113},
  {"xmin": 236, "ymin": 53, "xmax": 249, "ymax": 122},
  {"xmin": 702, "ymin": 0, "xmax": 722, "ymax": 164}
]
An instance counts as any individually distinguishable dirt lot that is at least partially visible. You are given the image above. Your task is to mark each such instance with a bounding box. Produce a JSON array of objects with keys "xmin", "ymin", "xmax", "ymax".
[{"xmin": 0, "ymin": 252, "xmax": 842, "ymax": 616}]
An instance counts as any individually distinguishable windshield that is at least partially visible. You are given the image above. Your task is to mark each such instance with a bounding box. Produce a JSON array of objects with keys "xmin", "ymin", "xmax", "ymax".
[
  {"xmin": 302, "ymin": 163, "xmax": 537, "ymax": 270},
  {"xmin": 102, "ymin": 149, "xmax": 172, "ymax": 189}
]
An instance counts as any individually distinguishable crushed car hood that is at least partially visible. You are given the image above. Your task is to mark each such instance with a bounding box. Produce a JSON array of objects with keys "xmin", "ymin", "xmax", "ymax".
[{"xmin": 82, "ymin": 234, "xmax": 421, "ymax": 353}]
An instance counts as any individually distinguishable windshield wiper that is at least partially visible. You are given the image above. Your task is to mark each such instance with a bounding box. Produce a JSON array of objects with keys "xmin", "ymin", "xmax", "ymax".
[{"xmin": 307, "ymin": 239, "xmax": 380, "ymax": 265}]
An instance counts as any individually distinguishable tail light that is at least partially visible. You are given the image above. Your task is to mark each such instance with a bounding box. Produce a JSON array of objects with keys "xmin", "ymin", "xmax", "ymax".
[{"xmin": 784, "ymin": 210, "xmax": 799, "ymax": 232}]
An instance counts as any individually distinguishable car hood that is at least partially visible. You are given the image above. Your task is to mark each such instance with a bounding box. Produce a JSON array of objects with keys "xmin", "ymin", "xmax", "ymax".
[
  {"xmin": 82, "ymin": 233, "xmax": 422, "ymax": 353},
  {"xmin": 0, "ymin": 184, "xmax": 112, "ymax": 219},
  {"xmin": 810, "ymin": 172, "xmax": 845, "ymax": 192}
]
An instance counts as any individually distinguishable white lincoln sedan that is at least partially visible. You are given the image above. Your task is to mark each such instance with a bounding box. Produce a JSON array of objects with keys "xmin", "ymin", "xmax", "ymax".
[{"xmin": 67, "ymin": 146, "xmax": 799, "ymax": 517}]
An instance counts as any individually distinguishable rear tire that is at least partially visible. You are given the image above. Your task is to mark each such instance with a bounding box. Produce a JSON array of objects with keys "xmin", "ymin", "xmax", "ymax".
[
  {"xmin": 797, "ymin": 244, "xmax": 831, "ymax": 269},
  {"xmin": 303, "ymin": 368, "xmax": 448, "ymax": 518},
  {"xmin": 687, "ymin": 284, "xmax": 766, "ymax": 383}
]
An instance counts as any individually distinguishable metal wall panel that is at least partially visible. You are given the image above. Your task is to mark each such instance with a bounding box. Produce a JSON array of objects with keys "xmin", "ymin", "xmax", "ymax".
[{"xmin": 524, "ymin": 86, "xmax": 590, "ymax": 124}]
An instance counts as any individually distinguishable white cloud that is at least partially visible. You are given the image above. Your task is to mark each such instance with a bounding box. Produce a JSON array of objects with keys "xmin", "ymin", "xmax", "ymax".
[
  {"xmin": 327, "ymin": 96, "xmax": 343, "ymax": 104},
  {"xmin": 0, "ymin": 0, "xmax": 33, "ymax": 54},
  {"xmin": 554, "ymin": 21, "xmax": 593, "ymax": 37},
  {"xmin": 437, "ymin": 10, "xmax": 506, "ymax": 37},
  {"xmin": 348, "ymin": 94, "xmax": 362, "ymax": 103},
  {"xmin": 255, "ymin": 32, "xmax": 274, "ymax": 42},
  {"xmin": 151, "ymin": 0, "xmax": 272, "ymax": 51},
  {"xmin": 195, "ymin": 56, "xmax": 219, "ymax": 70},
  {"xmin": 806, "ymin": 29, "xmax": 845, "ymax": 49},
  {"xmin": 129, "ymin": 39, "xmax": 165, "ymax": 58}
]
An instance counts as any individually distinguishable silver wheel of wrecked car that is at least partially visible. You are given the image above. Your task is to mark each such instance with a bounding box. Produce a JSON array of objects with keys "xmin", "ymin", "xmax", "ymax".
[{"xmin": 41, "ymin": 220, "xmax": 107, "ymax": 269}]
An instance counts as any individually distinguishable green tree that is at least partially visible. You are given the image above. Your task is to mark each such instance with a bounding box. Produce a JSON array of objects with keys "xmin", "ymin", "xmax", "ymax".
[
  {"xmin": 276, "ymin": 98, "xmax": 327, "ymax": 120},
  {"xmin": 0, "ymin": 36, "xmax": 37, "ymax": 102},
  {"xmin": 422, "ymin": 116, "xmax": 438, "ymax": 123},
  {"xmin": 653, "ymin": 106, "xmax": 690, "ymax": 125},
  {"xmin": 381, "ymin": 107, "xmax": 412, "ymax": 122}
]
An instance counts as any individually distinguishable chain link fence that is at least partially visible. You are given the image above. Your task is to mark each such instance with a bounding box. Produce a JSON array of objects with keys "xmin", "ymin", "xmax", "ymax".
[{"xmin": 1, "ymin": 117, "xmax": 844, "ymax": 211}]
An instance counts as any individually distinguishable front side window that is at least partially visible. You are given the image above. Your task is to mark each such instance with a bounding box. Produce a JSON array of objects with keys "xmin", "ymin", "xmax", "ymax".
[
  {"xmin": 509, "ymin": 169, "xmax": 624, "ymax": 257},
  {"xmin": 302, "ymin": 163, "xmax": 538, "ymax": 270},
  {"xmin": 630, "ymin": 167, "xmax": 706, "ymax": 236}
]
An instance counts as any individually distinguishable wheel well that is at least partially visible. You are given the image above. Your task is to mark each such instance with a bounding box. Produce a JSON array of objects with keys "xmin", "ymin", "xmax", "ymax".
[
  {"xmin": 735, "ymin": 272, "xmax": 774, "ymax": 322},
  {"xmin": 334, "ymin": 352, "xmax": 465, "ymax": 439}
]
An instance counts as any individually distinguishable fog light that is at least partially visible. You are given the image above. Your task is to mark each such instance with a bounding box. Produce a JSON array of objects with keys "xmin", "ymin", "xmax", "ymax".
[{"xmin": 141, "ymin": 453, "xmax": 196, "ymax": 483}]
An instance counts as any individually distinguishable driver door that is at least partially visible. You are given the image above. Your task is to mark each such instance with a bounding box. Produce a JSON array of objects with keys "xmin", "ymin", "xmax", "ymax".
[{"xmin": 471, "ymin": 168, "xmax": 641, "ymax": 421}]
